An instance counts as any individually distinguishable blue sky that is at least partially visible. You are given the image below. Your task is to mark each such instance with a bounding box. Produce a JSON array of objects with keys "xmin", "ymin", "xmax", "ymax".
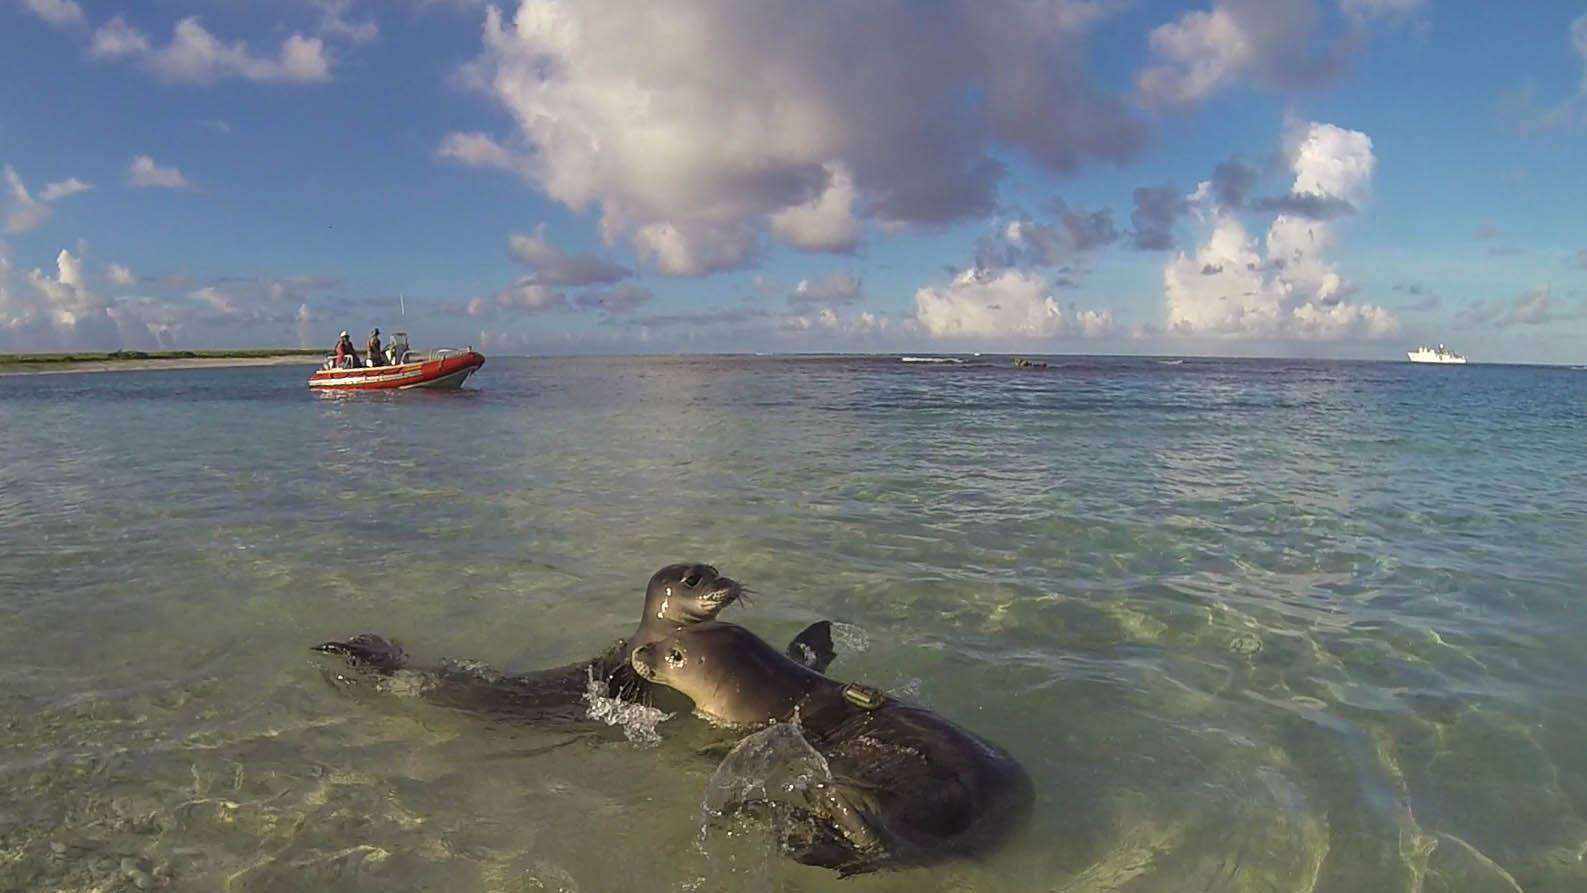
[{"xmin": 2, "ymin": 0, "xmax": 1584, "ymax": 362}]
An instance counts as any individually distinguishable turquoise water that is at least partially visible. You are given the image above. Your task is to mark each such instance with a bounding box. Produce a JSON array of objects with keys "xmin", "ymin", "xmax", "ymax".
[{"xmin": 2, "ymin": 356, "xmax": 1585, "ymax": 892}]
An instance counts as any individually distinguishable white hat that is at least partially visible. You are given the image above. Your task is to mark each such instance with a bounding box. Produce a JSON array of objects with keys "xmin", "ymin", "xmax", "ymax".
[{"xmin": 340, "ymin": 330, "xmax": 348, "ymax": 337}]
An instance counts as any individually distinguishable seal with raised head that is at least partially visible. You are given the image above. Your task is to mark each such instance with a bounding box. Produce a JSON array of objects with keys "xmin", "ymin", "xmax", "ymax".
[
  {"xmin": 631, "ymin": 621, "xmax": 1033, "ymax": 876},
  {"xmin": 314, "ymin": 563, "xmax": 837, "ymax": 724}
]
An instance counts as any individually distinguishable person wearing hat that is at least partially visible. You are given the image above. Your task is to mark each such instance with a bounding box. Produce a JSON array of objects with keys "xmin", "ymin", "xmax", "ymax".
[
  {"xmin": 366, "ymin": 328, "xmax": 383, "ymax": 367},
  {"xmin": 333, "ymin": 330, "xmax": 358, "ymax": 368}
]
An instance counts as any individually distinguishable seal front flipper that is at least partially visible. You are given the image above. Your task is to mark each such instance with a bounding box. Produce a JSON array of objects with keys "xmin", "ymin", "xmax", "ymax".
[
  {"xmin": 786, "ymin": 621, "xmax": 837, "ymax": 674},
  {"xmin": 313, "ymin": 633, "xmax": 407, "ymax": 675}
]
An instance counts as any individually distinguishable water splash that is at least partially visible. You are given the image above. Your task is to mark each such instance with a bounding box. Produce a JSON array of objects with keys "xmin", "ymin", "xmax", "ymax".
[
  {"xmin": 702, "ymin": 722, "xmax": 832, "ymax": 817},
  {"xmin": 830, "ymin": 622, "xmax": 870, "ymax": 654},
  {"xmin": 581, "ymin": 667, "xmax": 671, "ymax": 746}
]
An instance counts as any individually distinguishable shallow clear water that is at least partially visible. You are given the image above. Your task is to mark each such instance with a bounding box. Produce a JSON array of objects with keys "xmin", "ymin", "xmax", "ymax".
[{"xmin": 2, "ymin": 356, "xmax": 1585, "ymax": 892}]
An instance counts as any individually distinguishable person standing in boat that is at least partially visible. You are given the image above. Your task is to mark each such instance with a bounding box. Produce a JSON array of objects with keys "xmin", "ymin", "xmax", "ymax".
[
  {"xmin": 333, "ymin": 331, "xmax": 358, "ymax": 368},
  {"xmin": 366, "ymin": 328, "xmax": 383, "ymax": 367}
]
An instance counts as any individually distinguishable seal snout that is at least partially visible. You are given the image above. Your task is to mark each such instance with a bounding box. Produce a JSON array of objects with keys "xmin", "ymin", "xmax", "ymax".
[{"xmin": 701, "ymin": 578, "xmax": 744, "ymax": 611}]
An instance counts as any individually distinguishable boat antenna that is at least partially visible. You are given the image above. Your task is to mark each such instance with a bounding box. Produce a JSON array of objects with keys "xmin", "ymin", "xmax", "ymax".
[{"xmin": 400, "ymin": 293, "xmax": 406, "ymax": 318}]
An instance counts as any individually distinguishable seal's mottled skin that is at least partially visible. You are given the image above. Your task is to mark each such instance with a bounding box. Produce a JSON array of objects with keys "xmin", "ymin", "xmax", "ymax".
[
  {"xmin": 314, "ymin": 564, "xmax": 836, "ymax": 724},
  {"xmin": 633, "ymin": 622, "xmax": 1033, "ymax": 876}
]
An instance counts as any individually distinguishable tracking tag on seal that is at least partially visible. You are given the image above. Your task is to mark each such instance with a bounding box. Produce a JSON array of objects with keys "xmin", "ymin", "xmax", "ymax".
[{"xmin": 842, "ymin": 683, "xmax": 886, "ymax": 710}]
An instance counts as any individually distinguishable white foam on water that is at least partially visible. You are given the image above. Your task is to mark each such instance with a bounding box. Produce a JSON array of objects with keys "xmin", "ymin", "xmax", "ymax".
[
  {"xmin": 581, "ymin": 667, "xmax": 672, "ymax": 747},
  {"xmin": 830, "ymin": 622, "xmax": 870, "ymax": 653}
]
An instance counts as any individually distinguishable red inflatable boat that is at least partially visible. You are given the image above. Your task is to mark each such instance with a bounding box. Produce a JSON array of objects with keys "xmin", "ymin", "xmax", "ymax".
[{"xmin": 308, "ymin": 346, "xmax": 484, "ymax": 391}]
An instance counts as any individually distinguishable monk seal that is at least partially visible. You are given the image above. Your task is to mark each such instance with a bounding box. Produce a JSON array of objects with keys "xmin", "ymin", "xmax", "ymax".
[
  {"xmin": 630, "ymin": 621, "xmax": 1033, "ymax": 876},
  {"xmin": 313, "ymin": 563, "xmax": 837, "ymax": 724}
]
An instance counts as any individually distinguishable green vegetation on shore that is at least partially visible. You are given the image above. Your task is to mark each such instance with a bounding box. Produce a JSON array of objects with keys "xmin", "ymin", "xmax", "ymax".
[{"xmin": 0, "ymin": 349, "xmax": 323, "ymax": 367}]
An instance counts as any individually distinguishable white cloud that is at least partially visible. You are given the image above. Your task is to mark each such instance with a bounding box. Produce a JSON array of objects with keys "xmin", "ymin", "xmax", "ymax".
[
  {"xmin": 4, "ymin": 165, "xmax": 51, "ymax": 234},
  {"xmin": 1164, "ymin": 121, "xmax": 1397, "ymax": 340},
  {"xmin": 89, "ymin": 17, "xmax": 150, "ymax": 58},
  {"xmin": 128, "ymin": 156, "xmax": 189, "ymax": 189},
  {"xmin": 1, "ymin": 256, "xmax": 344, "ymax": 351},
  {"xmin": 40, "ymin": 178, "xmax": 91, "ymax": 201},
  {"xmin": 3, "ymin": 165, "xmax": 94, "ymax": 233},
  {"xmin": 455, "ymin": 279, "xmax": 568, "ymax": 318},
  {"xmin": 436, "ymin": 131, "xmax": 535, "ymax": 179},
  {"xmin": 507, "ymin": 225, "xmax": 629, "ymax": 285},
  {"xmin": 768, "ymin": 165, "xmax": 859, "ymax": 253},
  {"xmin": 90, "ymin": 17, "xmax": 331, "ymax": 84},
  {"xmin": 22, "ymin": 0, "xmax": 84, "ymax": 26},
  {"xmin": 316, "ymin": 0, "xmax": 379, "ymax": 44},
  {"xmin": 914, "ymin": 267, "xmax": 1112, "ymax": 340},
  {"xmin": 0, "ymin": 248, "xmax": 159, "ymax": 351},
  {"xmin": 788, "ymin": 271, "xmax": 862, "ymax": 307},
  {"xmin": 1137, "ymin": 0, "xmax": 1357, "ymax": 106},
  {"xmin": 631, "ymin": 220, "xmax": 758, "ymax": 277},
  {"xmin": 1286, "ymin": 120, "xmax": 1375, "ymax": 206},
  {"xmin": 106, "ymin": 263, "xmax": 136, "ymax": 287},
  {"xmin": 460, "ymin": 0, "xmax": 1142, "ymax": 276}
]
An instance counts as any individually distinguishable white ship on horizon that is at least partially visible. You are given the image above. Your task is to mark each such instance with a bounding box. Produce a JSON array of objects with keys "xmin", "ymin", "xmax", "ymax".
[{"xmin": 1407, "ymin": 344, "xmax": 1467, "ymax": 364}]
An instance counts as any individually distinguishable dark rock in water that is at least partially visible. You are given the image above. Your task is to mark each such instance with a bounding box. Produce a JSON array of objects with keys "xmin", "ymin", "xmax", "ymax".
[{"xmin": 1012, "ymin": 357, "xmax": 1048, "ymax": 369}]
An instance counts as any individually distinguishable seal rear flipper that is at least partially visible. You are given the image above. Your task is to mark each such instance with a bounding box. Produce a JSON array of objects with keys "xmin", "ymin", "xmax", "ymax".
[
  {"xmin": 786, "ymin": 621, "xmax": 837, "ymax": 674},
  {"xmin": 771, "ymin": 803, "xmax": 888, "ymax": 877},
  {"xmin": 312, "ymin": 633, "xmax": 407, "ymax": 675}
]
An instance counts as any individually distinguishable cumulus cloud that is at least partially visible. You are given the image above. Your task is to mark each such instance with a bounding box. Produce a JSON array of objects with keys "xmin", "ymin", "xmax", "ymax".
[
  {"xmin": 458, "ymin": 0, "xmax": 1143, "ymax": 276},
  {"xmin": 316, "ymin": 0, "xmax": 379, "ymax": 44},
  {"xmin": 768, "ymin": 165, "xmax": 859, "ymax": 253},
  {"xmin": 4, "ymin": 165, "xmax": 50, "ymax": 234},
  {"xmin": 1130, "ymin": 185, "xmax": 1187, "ymax": 251},
  {"xmin": 508, "ymin": 225, "xmax": 630, "ymax": 286},
  {"xmin": 90, "ymin": 17, "xmax": 331, "ymax": 84},
  {"xmin": 128, "ymin": 156, "xmax": 188, "ymax": 189},
  {"xmin": 914, "ymin": 267, "xmax": 1114, "ymax": 340},
  {"xmin": 436, "ymin": 131, "xmax": 535, "ymax": 179},
  {"xmin": 776, "ymin": 306, "xmax": 892, "ymax": 339},
  {"xmin": 787, "ymin": 271, "xmax": 862, "ymax": 307},
  {"xmin": 106, "ymin": 263, "xmax": 136, "ymax": 287},
  {"xmin": 573, "ymin": 283, "xmax": 653, "ymax": 315},
  {"xmin": 1137, "ymin": 0, "xmax": 1358, "ymax": 106},
  {"xmin": 21, "ymin": 0, "xmax": 83, "ymax": 26},
  {"xmin": 976, "ymin": 199, "xmax": 1119, "ymax": 269},
  {"xmin": 453, "ymin": 279, "xmax": 568, "ymax": 318},
  {"xmin": 3, "ymin": 165, "xmax": 91, "ymax": 234},
  {"xmin": 0, "ymin": 248, "xmax": 188, "ymax": 351},
  {"xmin": 1164, "ymin": 121, "xmax": 1397, "ymax": 340}
]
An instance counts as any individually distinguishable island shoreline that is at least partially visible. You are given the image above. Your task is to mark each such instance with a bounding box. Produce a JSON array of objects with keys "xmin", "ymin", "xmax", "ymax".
[{"xmin": 0, "ymin": 353, "xmax": 325, "ymax": 377}]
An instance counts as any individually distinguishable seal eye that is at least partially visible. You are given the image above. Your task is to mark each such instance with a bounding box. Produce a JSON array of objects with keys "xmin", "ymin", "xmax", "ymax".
[
  {"xmin": 666, "ymin": 647, "xmax": 685, "ymax": 668},
  {"xmin": 681, "ymin": 570, "xmax": 702, "ymax": 587}
]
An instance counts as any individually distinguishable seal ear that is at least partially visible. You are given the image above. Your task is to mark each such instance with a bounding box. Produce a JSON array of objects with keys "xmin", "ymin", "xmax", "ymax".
[
  {"xmin": 786, "ymin": 621, "xmax": 836, "ymax": 674},
  {"xmin": 312, "ymin": 633, "xmax": 407, "ymax": 675}
]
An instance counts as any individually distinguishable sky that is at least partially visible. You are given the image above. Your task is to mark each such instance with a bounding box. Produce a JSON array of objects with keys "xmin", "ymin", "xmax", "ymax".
[{"xmin": 2, "ymin": 0, "xmax": 1585, "ymax": 362}]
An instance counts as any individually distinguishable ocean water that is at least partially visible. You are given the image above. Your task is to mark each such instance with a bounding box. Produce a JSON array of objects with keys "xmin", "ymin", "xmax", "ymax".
[{"xmin": 2, "ymin": 355, "xmax": 1585, "ymax": 892}]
